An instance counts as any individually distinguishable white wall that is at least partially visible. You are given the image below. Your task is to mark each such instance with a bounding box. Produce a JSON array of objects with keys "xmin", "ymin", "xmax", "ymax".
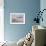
[
  {"xmin": 0, "ymin": 0, "xmax": 4, "ymax": 42},
  {"xmin": 40, "ymin": 0, "xmax": 46, "ymax": 27}
]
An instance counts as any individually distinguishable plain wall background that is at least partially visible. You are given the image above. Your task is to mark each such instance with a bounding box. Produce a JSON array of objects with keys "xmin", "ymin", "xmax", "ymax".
[
  {"xmin": 40, "ymin": 0, "xmax": 46, "ymax": 27},
  {"xmin": 4, "ymin": 0, "xmax": 40, "ymax": 42}
]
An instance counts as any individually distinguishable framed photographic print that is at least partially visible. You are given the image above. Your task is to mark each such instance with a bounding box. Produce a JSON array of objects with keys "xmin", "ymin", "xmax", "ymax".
[{"xmin": 10, "ymin": 13, "xmax": 25, "ymax": 24}]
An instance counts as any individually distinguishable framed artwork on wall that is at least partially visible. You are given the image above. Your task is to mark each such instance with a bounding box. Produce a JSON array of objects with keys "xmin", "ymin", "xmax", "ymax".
[{"xmin": 10, "ymin": 13, "xmax": 25, "ymax": 24}]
